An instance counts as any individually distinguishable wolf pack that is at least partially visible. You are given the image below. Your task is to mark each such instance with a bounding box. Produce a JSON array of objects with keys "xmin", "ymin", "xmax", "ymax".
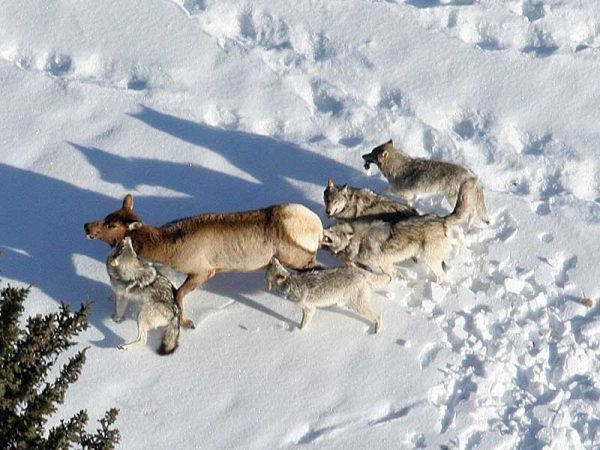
[{"xmin": 84, "ymin": 139, "xmax": 489, "ymax": 354}]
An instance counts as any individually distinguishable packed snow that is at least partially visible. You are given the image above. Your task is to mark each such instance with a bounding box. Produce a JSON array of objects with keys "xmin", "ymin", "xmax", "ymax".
[{"xmin": 2, "ymin": 0, "xmax": 600, "ymax": 448}]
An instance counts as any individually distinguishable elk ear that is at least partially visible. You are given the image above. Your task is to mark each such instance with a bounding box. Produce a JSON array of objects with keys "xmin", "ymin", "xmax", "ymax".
[
  {"xmin": 123, "ymin": 194, "xmax": 134, "ymax": 211},
  {"xmin": 128, "ymin": 221, "xmax": 143, "ymax": 230}
]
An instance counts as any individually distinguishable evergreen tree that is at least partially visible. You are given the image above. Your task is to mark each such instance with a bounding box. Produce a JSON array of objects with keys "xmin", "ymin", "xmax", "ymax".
[{"xmin": 0, "ymin": 283, "xmax": 120, "ymax": 449}]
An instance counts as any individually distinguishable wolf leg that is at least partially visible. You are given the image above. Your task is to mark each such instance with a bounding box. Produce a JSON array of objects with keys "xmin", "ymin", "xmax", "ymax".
[
  {"xmin": 350, "ymin": 292, "xmax": 382, "ymax": 333},
  {"xmin": 467, "ymin": 212, "xmax": 475, "ymax": 232},
  {"xmin": 423, "ymin": 244, "xmax": 447, "ymax": 283},
  {"xmin": 118, "ymin": 310, "xmax": 149, "ymax": 350},
  {"xmin": 381, "ymin": 262, "xmax": 396, "ymax": 277},
  {"xmin": 430, "ymin": 261, "xmax": 446, "ymax": 283},
  {"xmin": 398, "ymin": 192, "xmax": 416, "ymax": 207},
  {"xmin": 112, "ymin": 293, "xmax": 128, "ymax": 323},
  {"xmin": 300, "ymin": 306, "xmax": 316, "ymax": 330},
  {"xmin": 447, "ymin": 190, "xmax": 459, "ymax": 209},
  {"xmin": 176, "ymin": 270, "xmax": 216, "ymax": 329},
  {"xmin": 476, "ymin": 182, "xmax": 490, "ymax": 225}
]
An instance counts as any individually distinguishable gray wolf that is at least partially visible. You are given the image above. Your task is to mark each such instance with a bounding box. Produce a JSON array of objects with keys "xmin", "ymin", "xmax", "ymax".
[
  {"xmin": 324, "ymin": 179, "xmax": 417, "ymax": 222},
  {"xmin": 106, "ymin": 237, "xmax": 180, "ymax": 355},
  {"xmin": 321, "ymin": 180, "xmax": 473, "ymax": 282},
  {"xmin": 266, "ymin": 257, "xmax": 390, "ymax": 333},
  {"xmin": 85, "ymin": 194, "xmax": 323, "ymax": 329},
  {"xmin": 362, "ymin": 140, "xmax": 489, "ymax": 229}
]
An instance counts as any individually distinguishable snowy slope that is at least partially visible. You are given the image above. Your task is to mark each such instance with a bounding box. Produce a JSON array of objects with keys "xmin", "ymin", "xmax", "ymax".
[{"xmin": 2, "ymin": 0, "xmax": 600, "ymax": 448}]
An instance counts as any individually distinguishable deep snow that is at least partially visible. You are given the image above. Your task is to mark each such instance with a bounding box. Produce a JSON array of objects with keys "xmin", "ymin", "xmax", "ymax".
[{"xmin": 2, "ymin": 0, "xmax": 600, "ymax": 448}]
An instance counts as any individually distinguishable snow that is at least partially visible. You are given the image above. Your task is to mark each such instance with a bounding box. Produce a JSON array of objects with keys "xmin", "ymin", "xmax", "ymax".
[{"xmin": 2, "ymin": 0, "xmax": 600, "ymax": 448}]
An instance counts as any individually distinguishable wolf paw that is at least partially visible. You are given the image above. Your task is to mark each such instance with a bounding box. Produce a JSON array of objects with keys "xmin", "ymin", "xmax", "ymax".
[
  {"xmin": 111, "ymin": 314, "xmax": 125, "ymax": 323},
  {"xmin": 181, "ymin": 318, "xmax": 196, "ymax": 330}
]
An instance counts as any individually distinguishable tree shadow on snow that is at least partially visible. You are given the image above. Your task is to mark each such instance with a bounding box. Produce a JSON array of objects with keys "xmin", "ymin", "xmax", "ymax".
[{"xmin": 127, "ymin": 105, "xmax": 362, "ymax": 213}]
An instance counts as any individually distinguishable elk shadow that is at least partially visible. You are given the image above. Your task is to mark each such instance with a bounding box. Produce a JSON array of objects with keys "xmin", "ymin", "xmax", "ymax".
[
  {"xmin": 0, "ymin": 163, "xmax": 125, "ymax": 347},
  {"xmin": 0, "ymin": 162, "xmax": 297, "ymax": 345},
  {"xmin": 2, "ymin": 108, "xmax": 365, "ymax": 341}
]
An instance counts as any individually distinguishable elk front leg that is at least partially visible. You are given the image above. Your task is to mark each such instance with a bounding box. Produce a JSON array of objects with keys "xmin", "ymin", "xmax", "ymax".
[{"xmin": 176, "ymin": 271, "xmax": 216, "ymax": 329}]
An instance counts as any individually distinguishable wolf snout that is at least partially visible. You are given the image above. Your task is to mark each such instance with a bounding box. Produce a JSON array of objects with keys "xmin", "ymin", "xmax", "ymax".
[
  {"xmin": 84, "ymin": 223, "xmax": 96, "ymax": 239},
  {"xmin": 362, "ymin": 153, "xmax": 375, "ymax": 170},
  {"xmin": 321, "ymin": 235, "xmax": 333, "ymax": 247}
]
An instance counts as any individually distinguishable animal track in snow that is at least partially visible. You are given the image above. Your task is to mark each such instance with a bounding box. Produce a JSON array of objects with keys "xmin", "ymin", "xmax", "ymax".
[
  {"xmin": 294, "ymin": 423, "xmax": 343, "ymax": 445},
  {"xmin": 172, "ymin": 0, "xmax": 206, "ymax": 16},
  {"xmin": 401, "ymin": 0, "xmax": 600, "ymax": 57},
  {"xmin": 521, "ymin": 0, "xmax": 545, "ymax": 22},
  {"xmin": 369, "ymin": 401, "xmax": 423, "ymax": 426},
  {"xmin": 0, "ymin": 46, "xmax": 164, "ymax": 92},
  {"xmin": 310, "ymin": 79, "xmax": 345, "ymax": 116},
  {"xmin": 424, "ymin": 221, "xmax": 600, "ymax": 448},
  {"xmin": 492, "ymin": 209, "xmax": 518, "ymax": 243},
  {"xmin": 451, "ymin": 109, "xmax": 491, "ymax": 141},
  {"xmin": 418, "ymin": 342, "xmax": 447, "ymax": 369}
]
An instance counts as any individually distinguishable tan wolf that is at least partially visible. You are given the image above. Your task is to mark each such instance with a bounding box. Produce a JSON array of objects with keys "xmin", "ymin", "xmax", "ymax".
[
  {"xmin": 362, "ymin": 139, "xmax": 489, "ymax": 229},
  {"xmin": 323, "ymin": 179, "xmax": 417, "ymax": 222},
  {"xmin": 266, "ymin": 257, "xmax": 390, "ymax": 333},
  {"xmin": 107, "ymin": 237, "xmax": 180, "ymax": 355},
  {"xmin": 321, "ymin": 180, "xmax": 473, "ymax": 282},
  {"xmin": 85, "ymin": 194, "xmax": 323, "ymax": 328}
]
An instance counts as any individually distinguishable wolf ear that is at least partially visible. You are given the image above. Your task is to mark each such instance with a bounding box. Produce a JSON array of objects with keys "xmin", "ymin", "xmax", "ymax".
[
  {"xmin": 270, "ymin": 257, "xmax": 284, "ymax": 270},
  {"xmin": 123, "ymin": 194, "xmax": 134, "ymax": 211},
  {"xmin": 341, "ymin": 184, "xmax": 349, "ymax": 193},
  {"xmin": 327, "ymin": 178, "xmax": 334, "ymax": 189},
  {"xmin": 386, "ymin": 139, "xmax": 393, "ymax": 146},
  {"xmin": 128, "ymin": 221, "xmax": 143, "ymax": 231}
]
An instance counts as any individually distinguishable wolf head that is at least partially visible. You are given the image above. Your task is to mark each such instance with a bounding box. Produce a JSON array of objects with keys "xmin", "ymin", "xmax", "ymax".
[
  {"xmin": 265, "ymin": 257, "xmax": 290, "ymax": 291},
  {"xmin": 321, "ymin": 224, "xmax": 354, "ymax": 254},
  {"xmin": 362, "ymin": 139, "xmax": 397, "ymax": 170},
  {"xmin": 323, "ymin": 179, "xmax": 351, "ymax": 217},
  {"xmin": 108, "ymin": 236, "xmax": 140, "ymax": 268},
  {"xmin": 84, "ymin": 194, "xmax": 143, "ymax": 247}
]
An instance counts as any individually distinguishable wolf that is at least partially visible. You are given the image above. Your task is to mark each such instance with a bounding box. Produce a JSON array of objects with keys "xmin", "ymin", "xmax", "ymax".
[
  {"xmin": 85, "ymin": 194, "xmax": 323, "ymax": 329},
  {"xmin": 324, "ymin": 179, "xmax": 417, "ymax": 222},
  {"xmin": 362, "ymin": 139, "xmax": 489, "ymax": 229},
  {"xmin": 266, "ymin": 257, "xmax": 390, "ymax": 333},
  {"xmin": 106, "ymin": 237, "xmax": 180, "ymax": 355},
  {"xmin": 321, "ymin": 179, "xmax": 473, "ymax": 282}
]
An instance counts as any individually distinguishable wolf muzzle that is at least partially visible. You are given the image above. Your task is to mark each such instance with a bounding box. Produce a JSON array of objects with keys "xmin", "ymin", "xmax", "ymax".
[
  {"xmin": 320, "ymin": 235, "xmax": 333, "ymax": 247},
  {"xmin": 362, "ymin": 153, "xmax": 377, "ymax": 170},
  {"xmin": 83, "ymin": 223, "xmax": 96, "ymax": 239}
]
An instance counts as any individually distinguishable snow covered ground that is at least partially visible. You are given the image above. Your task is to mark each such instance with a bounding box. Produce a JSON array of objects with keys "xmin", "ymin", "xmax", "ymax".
[{"xmin": 2, "ymin": 0, "xmax": 600, "ymax": 448}]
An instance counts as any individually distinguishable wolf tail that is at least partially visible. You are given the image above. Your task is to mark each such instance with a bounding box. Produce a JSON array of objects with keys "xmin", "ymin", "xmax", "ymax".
[
  {"xmin": 475, "ymin": 180, "xmax": 490, "ymax": 224},
  {"xmin": 158, "ymin": 316, "xmax": 180, "ymax": 355},
  {"xmin": 366, "ymin": 271, "xmax": 392, "ymax": 290}
]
